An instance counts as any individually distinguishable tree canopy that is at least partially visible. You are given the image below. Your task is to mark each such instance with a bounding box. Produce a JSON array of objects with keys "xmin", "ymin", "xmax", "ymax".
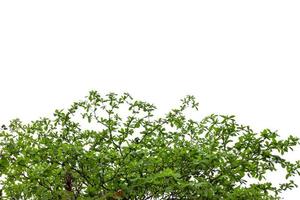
[{"xmin": 0, "ymin": 91, "xmax": 299, "ymax": 199}]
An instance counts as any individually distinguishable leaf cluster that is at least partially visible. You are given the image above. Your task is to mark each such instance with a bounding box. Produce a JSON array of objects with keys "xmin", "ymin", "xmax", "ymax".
[{"xmin": 0, "ymin": 91, "xmax": 299, "ymax": 199}]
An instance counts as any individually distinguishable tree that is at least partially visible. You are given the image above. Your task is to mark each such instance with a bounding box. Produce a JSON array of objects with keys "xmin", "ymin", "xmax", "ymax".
[{"xmin": 0, "ymin": 91, "xmax": 299, "ymax": 199}]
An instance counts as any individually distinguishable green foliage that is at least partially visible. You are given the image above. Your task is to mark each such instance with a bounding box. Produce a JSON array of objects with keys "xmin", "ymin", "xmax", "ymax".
[{"xmin": 0, "ymin": 91, "xmax": 299, "ymax": 199}]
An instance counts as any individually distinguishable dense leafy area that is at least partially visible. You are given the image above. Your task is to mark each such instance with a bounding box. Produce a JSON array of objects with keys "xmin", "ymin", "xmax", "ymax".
[{"xmin": 0, "ymin": 91, "xmax": 299, "ymax": 199}]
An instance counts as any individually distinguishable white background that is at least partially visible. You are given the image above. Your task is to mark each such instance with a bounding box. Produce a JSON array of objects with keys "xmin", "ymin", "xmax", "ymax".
[{"xmin": 0, "ymin": 0, "xmax": 299, "ymax": 198}]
